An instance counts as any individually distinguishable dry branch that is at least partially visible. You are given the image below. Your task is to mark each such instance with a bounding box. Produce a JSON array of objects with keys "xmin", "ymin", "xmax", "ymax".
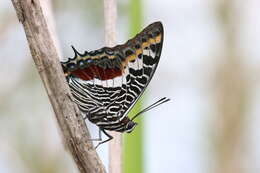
[
  {"xmin": 10, "ymin": 0, "xmax": 106, "ymax": 172},
  {"xmin": 103, "ymin": 0, "xmax": 122, "ymax": 173}
]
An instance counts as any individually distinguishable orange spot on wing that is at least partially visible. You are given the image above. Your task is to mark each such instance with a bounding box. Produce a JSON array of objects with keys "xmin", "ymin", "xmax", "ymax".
[{"xmin": 155, "ymin": 34, "xmax": 162, "ymax": 43}]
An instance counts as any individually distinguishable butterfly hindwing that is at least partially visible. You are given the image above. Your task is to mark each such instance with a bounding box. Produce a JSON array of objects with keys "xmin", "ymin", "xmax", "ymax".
[{"xmin": 62, "ymin": 21, "xmax": 164, "ymax": 132}]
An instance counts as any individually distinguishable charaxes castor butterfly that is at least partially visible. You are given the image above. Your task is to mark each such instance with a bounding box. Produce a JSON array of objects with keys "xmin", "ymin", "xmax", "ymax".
[{"xmin": 61, "ymin": 21, "xmax": 169, "ymax": 147}]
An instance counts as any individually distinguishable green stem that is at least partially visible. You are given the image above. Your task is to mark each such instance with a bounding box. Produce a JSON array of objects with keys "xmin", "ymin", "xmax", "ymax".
[{"xmin": 123, "ymin": 0, "xmax": 143, "ymax": 173}]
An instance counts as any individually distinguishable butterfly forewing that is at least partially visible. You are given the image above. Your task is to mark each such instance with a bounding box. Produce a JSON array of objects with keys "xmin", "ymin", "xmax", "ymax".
[{"xmin": 62, "ymin": 21, "xmax": 164, "ymax": 132}]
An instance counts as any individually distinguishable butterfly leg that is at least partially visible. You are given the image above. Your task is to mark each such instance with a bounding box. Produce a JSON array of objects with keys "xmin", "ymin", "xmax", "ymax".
[{"xmin": 95, "ymin": 129, "xmax": 113, "ymax": 149}]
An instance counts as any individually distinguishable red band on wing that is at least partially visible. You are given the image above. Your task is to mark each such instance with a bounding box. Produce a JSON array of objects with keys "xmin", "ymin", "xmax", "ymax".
[{"xmin": 71, "ymin": 65, "xmax": 122, "ymax": 80}]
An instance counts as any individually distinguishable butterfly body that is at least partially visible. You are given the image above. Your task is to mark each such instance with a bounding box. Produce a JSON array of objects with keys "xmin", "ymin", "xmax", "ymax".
[{"xmin": 61, "ymin": 22, "xmax": 164, "ymax": 145}]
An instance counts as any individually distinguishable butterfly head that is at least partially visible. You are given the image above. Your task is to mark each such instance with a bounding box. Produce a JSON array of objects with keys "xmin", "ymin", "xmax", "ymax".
[{"xmin": 125, "ymin": 121, "xmax": 137, "ymax": 133}]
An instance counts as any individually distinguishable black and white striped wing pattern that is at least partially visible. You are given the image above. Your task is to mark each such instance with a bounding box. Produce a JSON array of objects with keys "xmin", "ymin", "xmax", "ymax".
[{"xmin": 61, "ymin": 21, "xmax": 164, "ymax": 132}]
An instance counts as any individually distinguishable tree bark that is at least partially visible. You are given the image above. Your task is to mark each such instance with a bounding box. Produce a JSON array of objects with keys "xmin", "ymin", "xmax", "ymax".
[{"xmin": 10, "ymin": 0, "xmax": 106, "ymax": 172}]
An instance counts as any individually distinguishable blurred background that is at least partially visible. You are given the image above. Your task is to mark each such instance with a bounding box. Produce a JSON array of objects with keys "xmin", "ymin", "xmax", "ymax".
[{"xmin": 1, "ymin": 0, "xmax": 260, "ymax": 172}]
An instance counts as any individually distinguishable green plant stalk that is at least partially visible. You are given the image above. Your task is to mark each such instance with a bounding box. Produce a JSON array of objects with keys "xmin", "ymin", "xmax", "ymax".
[{"xmin": 123, "ymin": 0, "xmax": 143, "ymax": 173}]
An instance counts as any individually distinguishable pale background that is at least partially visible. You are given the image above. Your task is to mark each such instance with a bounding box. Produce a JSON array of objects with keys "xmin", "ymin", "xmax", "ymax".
[{"xmin": 0, "ymin": 0, "xmax": 260, "ymax": 173}]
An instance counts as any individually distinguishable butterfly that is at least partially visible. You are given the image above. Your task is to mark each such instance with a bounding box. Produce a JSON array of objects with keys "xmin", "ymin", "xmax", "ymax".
[{"xmin": 61, "ymin": 21, "xmax": 169, "ymax": 147}]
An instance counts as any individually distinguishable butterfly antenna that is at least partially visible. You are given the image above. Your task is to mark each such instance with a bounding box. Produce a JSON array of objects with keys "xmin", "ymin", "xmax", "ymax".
[{"xmin": 131, "ymin": 97, "xmax": 170, "ymax": 121}]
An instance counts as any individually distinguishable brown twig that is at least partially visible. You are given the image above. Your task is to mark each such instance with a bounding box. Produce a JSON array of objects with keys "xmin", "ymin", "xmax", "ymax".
[
  {"xmin": 10, "ymin": 0, "xmax": 106, "ymax": 172},
  {"xmin": 103, "ymin": 0, "xmax": 122, "ymax": 173}
]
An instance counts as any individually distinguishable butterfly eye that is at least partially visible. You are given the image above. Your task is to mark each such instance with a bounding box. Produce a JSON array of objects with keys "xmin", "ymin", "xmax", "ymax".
[{"xmin": 125, "ymin": 121, "xmax": 137, "ymax": 133}]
